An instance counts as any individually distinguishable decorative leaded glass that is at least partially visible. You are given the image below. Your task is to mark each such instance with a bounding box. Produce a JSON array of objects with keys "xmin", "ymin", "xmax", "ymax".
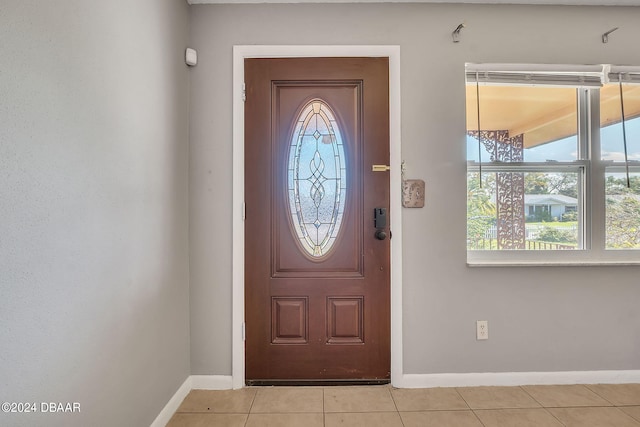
[{"xmin": 287, "ymin": 100, "xmax": 347, "ymax": 258}]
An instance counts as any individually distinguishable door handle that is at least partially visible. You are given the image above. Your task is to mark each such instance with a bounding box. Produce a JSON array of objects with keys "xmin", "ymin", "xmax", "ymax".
[{"xmin": 374, "ymin": 208, "xmax": 387, "ymax": 240}]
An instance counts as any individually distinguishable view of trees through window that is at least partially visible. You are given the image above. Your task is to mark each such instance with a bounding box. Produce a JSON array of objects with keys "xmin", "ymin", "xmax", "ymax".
[
  {"xmin": 605, "ymin": 173, "xmax": 640, "ymax": 249},
  {"xmin": 468, "ymin": 169, "xmax": 640, "ymax": 250},
  {"xmin": 467, "ymin": 171, "xmax": 580, "ymax": 250},
  {"xmin": 466, "ymin": 78, "xmax": 640, "ymax": 252}
]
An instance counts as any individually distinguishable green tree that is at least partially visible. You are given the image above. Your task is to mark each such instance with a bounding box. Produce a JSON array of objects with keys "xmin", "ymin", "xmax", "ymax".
[
  {"xmin": 606, "ymin": 196, "xmax": 640, "ymax": 248},
  {"xmin": 536, "ymin": 226, "xmax": 577, "ymax": 244},
  {"xmin": 604, "ymin": 174, "xmax": 640, "ymax": 248},
  {"xmin": 524, "ymin": 173, "xmax": 578, "ymax": 198},
  {"xmin": 467, "ymin": 173, "xmax": 496, "ymax": 246},
  {"xmin": 548, "ymin": 173, "xmax": 578, "ymax": 198},
  {"xmin": 525, "ymin": 173, "xmax": 549, "ymax": 194},
  {"xmin": 605, "ymin": 175, "xmax": 640, "ymax": 195}
]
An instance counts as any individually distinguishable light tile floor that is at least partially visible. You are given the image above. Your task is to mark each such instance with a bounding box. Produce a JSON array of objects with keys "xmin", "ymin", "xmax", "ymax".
[{"xmin": 167, "ymin": 383, "xmax": 640, "ymax": 427}]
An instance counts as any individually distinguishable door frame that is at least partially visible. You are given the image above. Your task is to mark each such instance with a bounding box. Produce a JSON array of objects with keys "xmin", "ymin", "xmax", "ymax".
[{"xmin": 232, "ymin": 45, "xmax": 402, "ymax": 389}]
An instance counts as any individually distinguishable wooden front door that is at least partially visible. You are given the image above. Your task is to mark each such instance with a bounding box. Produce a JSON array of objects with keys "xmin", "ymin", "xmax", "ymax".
[{"xmin": 244, "ymin": 57, "xmax": 390, "ymax": 383}]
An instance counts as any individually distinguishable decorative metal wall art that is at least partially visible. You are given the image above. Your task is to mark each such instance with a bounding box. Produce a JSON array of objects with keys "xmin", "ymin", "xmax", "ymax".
[
  {"xmin": 402, "ymin": 179, "xmax": 425, "ymax": 208},
  {"xmin": 468, "ymin": 130, "xmax": 525, "ymax": 249}
]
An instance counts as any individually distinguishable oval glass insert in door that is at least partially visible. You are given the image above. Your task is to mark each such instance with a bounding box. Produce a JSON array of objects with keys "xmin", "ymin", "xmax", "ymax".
[{"xmin": 287, "ymin": 99, "xmax": 347, "ymax": 258}]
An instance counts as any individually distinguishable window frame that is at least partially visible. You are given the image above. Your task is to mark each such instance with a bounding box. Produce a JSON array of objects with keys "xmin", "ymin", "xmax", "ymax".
[{"xmin": 466, "ymin": 66, "xmax": 640, "ymax": 266}]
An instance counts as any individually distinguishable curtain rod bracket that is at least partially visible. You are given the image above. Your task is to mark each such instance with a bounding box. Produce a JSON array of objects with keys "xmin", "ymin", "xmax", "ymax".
[
  {"xmin": 452, "ymin": 23, "xmax": 465, "ymax": 43},
  {"xmin": 602, "ymin": 27, "xmax": 619, "ymax": 44}
]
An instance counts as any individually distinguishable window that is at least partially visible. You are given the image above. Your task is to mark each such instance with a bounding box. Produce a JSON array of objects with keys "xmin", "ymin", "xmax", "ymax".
[
  {"xmin": 288, "ymin": 99, "xmax": 347, "ymax": 258},
  {"xmin": 601, "ymin": 80, "xmax": 640, "ymax": 250},
  {"xmin": 466, "ymin": 64, "xmax": 640, "ymax": 265}
]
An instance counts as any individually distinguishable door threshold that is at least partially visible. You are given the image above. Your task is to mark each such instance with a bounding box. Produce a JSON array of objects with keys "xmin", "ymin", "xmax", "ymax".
[{"xmin": 246, "ymin": 379, "xmax": 391, "ymax": 387}]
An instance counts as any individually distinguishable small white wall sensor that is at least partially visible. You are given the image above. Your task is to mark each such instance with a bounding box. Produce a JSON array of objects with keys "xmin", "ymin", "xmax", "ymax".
[{"xmin": 185, "ymin": 48, "xmax": 197, "ymax": 67}]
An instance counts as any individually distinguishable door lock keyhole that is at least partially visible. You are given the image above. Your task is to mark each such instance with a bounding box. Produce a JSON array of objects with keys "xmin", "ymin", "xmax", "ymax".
[{"xmin": 374, "ymin": 208, "xmax": 387, "ymax": 240}]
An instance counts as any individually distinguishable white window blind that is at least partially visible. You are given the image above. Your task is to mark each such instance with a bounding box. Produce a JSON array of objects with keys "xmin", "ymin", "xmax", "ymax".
[
  {"xmin": 608, "ymin": 66, "xmax": 640, "ymax": 84},
  {"xmin": 466, "ymin": 63, "xmax": 606, "ymax": 87}
]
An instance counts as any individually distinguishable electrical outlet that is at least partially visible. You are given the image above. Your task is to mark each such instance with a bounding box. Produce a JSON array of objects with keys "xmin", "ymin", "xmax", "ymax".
[{"xmin": 476, "ymin": 320, "xmax": 488, "ymax": 340}]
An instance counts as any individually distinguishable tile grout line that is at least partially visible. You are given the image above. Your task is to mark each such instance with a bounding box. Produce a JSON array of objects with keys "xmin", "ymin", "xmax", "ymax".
[
  {"xmin": 577, "ymin": 384, "xmax": 616, "ymax": 407},
  {"xmin": 621, "ymin": 407, "xmax": 640, "ymax": 424},
  {"xmin": 517, "ymin": 383, "xmax": 569, "ymax": 425},
  {"xmin": 615, "ymin": 407, "xmax": 640, "ymax": 426},
  {"xmin": 519, "ymin": 383, "xmax": 627, "ymax": 426},
  {"xmin": 243, "ymin": 387, "xmax": 258, "ymax": 427},
  {"xmin": 322, "ymin": 387, "xmax": 325, "ymax": 427},
  {"xmin": 583, "ymin": 384, "xmax": 618, "ymax": 407},
  {"xmin": 539, "ymin": 407, "xmax": 568, "ymax": 427},
  {"xmin": 454, "ymin": 387, "xmax": 488, "ymax": 427},
  {"xmin": 387, "ymin": 387, "xmax": 405, "ymax": 427},
  {"xmin": 453, "ymin": 387, "xmax": 473, "ymax": 410},
  {"xmin": 518, "ymin": 385, "xmax": 546, "ymax": 408}
]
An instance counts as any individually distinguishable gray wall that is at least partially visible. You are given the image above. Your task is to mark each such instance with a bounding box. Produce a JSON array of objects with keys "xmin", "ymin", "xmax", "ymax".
[
  {"xmin": 0, "ymin": 1, "xmax": 190, "ymax": 426},
  {"xmin": 189, "ymin": 3, "xmax": 640, "ymax": 376}
]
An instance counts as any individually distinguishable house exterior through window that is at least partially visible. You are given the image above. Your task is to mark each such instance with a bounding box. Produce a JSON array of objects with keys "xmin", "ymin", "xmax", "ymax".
[{"xmin": 466, "ymin": 64, "xmax": 640, "ymax": 265}]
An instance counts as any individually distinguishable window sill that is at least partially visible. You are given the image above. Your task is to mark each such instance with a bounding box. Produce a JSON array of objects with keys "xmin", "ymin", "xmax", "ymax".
[
  {"xmin": 467, "ymin": 249, "xmax": 640, "ymax": 267},
  {"xmin": 468, "ymin": 260, "xmax": 640, "ymax": 267}
]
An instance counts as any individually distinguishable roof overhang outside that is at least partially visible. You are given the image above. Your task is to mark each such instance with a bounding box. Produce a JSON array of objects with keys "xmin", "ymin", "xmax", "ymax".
[{"xmin": 466, "ymin": 84, "xmax": 640, "ymax": 148}]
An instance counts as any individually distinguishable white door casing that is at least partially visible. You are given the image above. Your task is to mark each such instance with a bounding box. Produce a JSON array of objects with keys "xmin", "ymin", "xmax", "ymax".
[{"xmin": 232, "ymin": 45, "xmax": 402, "ymax": 389}]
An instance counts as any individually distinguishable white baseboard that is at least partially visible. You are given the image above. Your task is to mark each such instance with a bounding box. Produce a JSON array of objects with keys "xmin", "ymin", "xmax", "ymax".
[
  {"xmin": 150, "ymin": 375, "xmax": 233, "ymax": 427},
  {"xmin": 396, "ymin": 370, "xmax": 640, "ymax": 389},
  {"xmin": 191, "ymin": 375, "xmax": 234, "ymax": 390},
  {"xmin": 150, "ymin": 376, "xmax": 192, "ymax": 427}
]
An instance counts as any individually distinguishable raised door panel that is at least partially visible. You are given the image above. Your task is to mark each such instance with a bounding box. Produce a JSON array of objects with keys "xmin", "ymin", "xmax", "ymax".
[{"xmin": 272, "ymin": 83, "xmax": 363, "ymax": 278}]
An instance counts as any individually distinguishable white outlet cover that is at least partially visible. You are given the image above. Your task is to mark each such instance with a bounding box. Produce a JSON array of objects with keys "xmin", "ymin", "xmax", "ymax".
[{"xmin": 476, "ymin": 320, "xmax": 488, "ymax": 340}]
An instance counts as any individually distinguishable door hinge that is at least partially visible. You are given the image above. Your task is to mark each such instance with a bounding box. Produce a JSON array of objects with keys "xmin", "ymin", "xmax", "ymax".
[
  {"xmin": 242, "ymin": 202, "xmax": 246, "ymax": 221},
  {"xmin": 242, "ymin": 322, "xmax": 246, "ymax": 341},
  {"xmin": 242, "ymin": 83, "xmax": 246, "ymax": 102}
]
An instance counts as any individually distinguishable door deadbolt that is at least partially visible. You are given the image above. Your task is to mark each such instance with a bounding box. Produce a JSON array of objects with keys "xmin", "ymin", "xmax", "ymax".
[{"xmin": 374, "ymin": 208, "xmax": 387, "ymax": 240}]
